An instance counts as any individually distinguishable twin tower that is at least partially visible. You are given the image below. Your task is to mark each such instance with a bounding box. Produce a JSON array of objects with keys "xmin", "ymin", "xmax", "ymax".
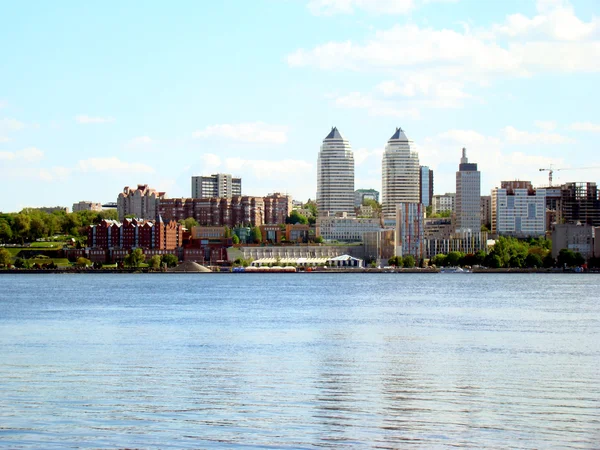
[{"xmin": 317, "ymin": 127, "xmax": 419, "ymax": 218}]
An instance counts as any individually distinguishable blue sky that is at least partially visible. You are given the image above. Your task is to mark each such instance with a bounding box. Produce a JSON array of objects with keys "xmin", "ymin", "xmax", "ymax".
[{"xmin": 1, "ymin": 0, "xmax": 599, "ymax": 212}]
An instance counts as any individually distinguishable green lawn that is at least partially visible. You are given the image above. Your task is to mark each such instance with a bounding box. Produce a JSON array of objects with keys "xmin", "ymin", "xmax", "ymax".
[{"xmin": 30, "ymin": 242, "xmax": 66, "ymax": 248}]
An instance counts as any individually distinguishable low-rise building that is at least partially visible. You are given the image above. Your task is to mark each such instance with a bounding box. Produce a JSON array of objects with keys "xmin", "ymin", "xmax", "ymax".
[
  {"xmin": 424, "ymin": 230, "xmax": 489, "ymax": 259},
  {"xmin": 73, "ymin": 201, "xmax": 102, "ymax": 212},
  {"xmin": 432, "ymin": 193, "xmax": 455, "ymax": 214},
  {"xmin": 286, "ymin": 224, "xmax": 310, "ymax": 243},
  {"xmin": 363, "ymin": 229, "xmax": 395, "ymax": 266},
  {"xmin": 316, "ymin": 216, "xmax": 381, "ymax": 242},
  {"xmin": 552, "ymin": 223, "xmax": 596, "ymax": 260},
  {"xmin": 491, "ymin": 186, "xmax": 546, "ymax": 237}
]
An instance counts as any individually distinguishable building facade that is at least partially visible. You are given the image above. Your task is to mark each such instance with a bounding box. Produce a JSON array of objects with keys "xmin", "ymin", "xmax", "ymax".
[
  {"xmin": 432, "ymin": 193, "xmax": 456, "ymax": 214},
  {"xmin": 480, "ymin": 195, "xmax": 492, "ymax": 228},
  {"xmin": 72, "ymin": 201, "xmax": 102, "ymax": 212},
  {"xmin": 264, "ymin": 193, "xmax": 292, "ymax": 225},
  {"xmin": 455, "ymin": 148, "xmax": 481, "ymax": 232},
  {"xmin": 363, "ymin": 229, "xmax": 395, "ymax": 265},
  {"xmin": 317, "ymin": 127, "xmax": 355, "ymax": 217},
  {"xmin": 558, "ymin": 182, "xmax": 600, "ymax": 226},
  {"xmin": 191, "ymin": 173, "xmax": 241, "ymax": 199},
  {"xmin": 382, "ymin": 128, "xmax": 420, "ymax": 218},
  {"xmin": 491, "ymin": 187, "xmax": 547, "ymax": 237},
  {"xmin": 395, "ymin": 203, "xmax": 424, "ymax": 259},
  {"xmin": 424, "ymin": 230, "xmax": 489, "ymax": 259},
  {"xmin": 552, "ymin": 223, "xmax": 596, "ymax": 260},
  {"xmin": 117, "ymin": 184, "xmax": 166, "ymax": 220},
  {"xmin": 158, "ymin": 196, "xmax": 265, "ymax": 227},
  {"xmin": 316, "ymin": 216, "xmax": 381, "ymax": 242},
  {"xmin": 354, "ymin": 189, "xmax": 380, "ymax": 207},
  {"xmin": 87, "ymin": 218, "xmax": 183, "ymax": 251},
  {"xmin": 420, "ymin": 166, "xmax": 434, "ymax": 207}
]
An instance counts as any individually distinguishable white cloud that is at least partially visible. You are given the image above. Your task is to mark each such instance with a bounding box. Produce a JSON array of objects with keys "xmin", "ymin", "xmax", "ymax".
[
  {"xmin": 335, "ymin": 92, "xmax": 420, "ymax": 118},
  {"xmin": 503, "ymin": 126, "xmax": 575, "ymax": 144},
  {"xmin": 534, "ymin": 120, "xmax": 557, "ymax": 131},
  {"xmin": 224, "ymin": 157, "xmax": 313, "ymax": 180},
  {"xmin": 75, "ymin": 115, "xmax": 115, "ymax": 124},
  {"xmin": 568, "ymin": 122, "xmax": 600, "ymax": 133},
  {"xmin": 199, "ymin": 153, "xmax": 222, "ymax": 172},
  {"xmin": 0, "ymin": 147, "xmax": 44, "ymax": 162},
  {"xmin": 38, "ymin": 166, "xmax": 72, "ymax": 182},
  {"xmin": 192, "ymin": 122, "xmax": 288, "ymax": 144},
  {"xmin": 307, "ymin": 0, "xmax": 457, "ymax": 16},
  {"xmin": 77, "ymin": 157, "xmax": 154, "ymax": 173},
  {"xmin": 354, "ymin": 148, "xmax": 384, "ymax": 166},
  {"xmin": 0, "ymin": 118, "xmax": 25, "ymax": 132}
]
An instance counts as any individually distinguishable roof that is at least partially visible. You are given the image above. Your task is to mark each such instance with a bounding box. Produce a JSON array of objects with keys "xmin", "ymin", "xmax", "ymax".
[
  {"xmin": 389, "ymin": 127, "xmax": 409, "ymax": 142},
  {"xmin": 324, "ymin": 126, "xmax": 345, "ymax": 140},
  {"xmin": 328, "ymin": 254, "xmax": 363, "ymax": 262}
]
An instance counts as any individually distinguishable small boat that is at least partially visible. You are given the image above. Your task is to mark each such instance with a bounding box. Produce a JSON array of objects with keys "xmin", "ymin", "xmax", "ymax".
[{"xmin": 439, "ymin": 267, "xmax": 470, "ymax": 273}]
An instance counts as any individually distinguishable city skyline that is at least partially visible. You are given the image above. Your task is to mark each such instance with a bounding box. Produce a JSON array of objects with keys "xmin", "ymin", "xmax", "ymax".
[{"xmin": 1, "ymin": 0, "xmax": 599, "ymax": 212}]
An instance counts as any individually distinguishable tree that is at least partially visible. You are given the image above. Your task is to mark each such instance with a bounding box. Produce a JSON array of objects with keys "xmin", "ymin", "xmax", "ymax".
[
  {"xmin": 557, "ymin": 249, "xmax": 577, "ymax": 267},
  {"xmin": 314, "ymin": 236, "xmax": 324, "ymax": 244},
  {"xmin": 0, "ymin": 248, "xmax": 12, "ymax": 267},
  {"xmin": 250, "ymin": 226, "xmax": 262, "ymax": 243},
  {"xmin": 223, "ymin": 225, "xmax": 232, "ymax": 238},
  {"xmin": 232, "ymin": 234, "xmax": 240, "ymax": 244},
  {"xmin": 0, "ymin": 220, "xmax": 12, "ymax": 243},
  {"xmin": 430, "ymin": 254, "xmax": 447, "ymax": 267},
  {"xmin": 388, "ymin": 256, "xmax": 403, "ymax": 267},
  {"xmin": 124, "ymin": 248, "xmax": 145, "ymax": 268},
  {"xmin": 445, "ymin": 251, "xmax": 464, "ymax": 267},
  {"xmin": 183, "ymin": 217, "xmax": 199, "ymax": 231},
  {"xmin": 543, "ymin": 253, "xmax": 555, "ymax": 268},
  {"xmin": 403, "ymin": 255, "xmax": 415, "ymax": 268},
  {"xmin": 305, "ymin": 200, "xmax": 318, "ymax": 217},
  {"xmin": 148, "ymin": 255, "xmax": 162, "ymax": 270},
  {"xmin": 13, "ymin": 214, "xmax": 31, "ymax": 243},
  {"xmin": 161, "ymin": 253, "xmax": 178, "ymax": 268},
  {"xmin": 525, "ymin": 253, "xmax": 543, "ymax": 268},
  {"xmin": 286, "ymin": 210, "xmax": 308, "ymax": 225},
  {"xmin": 14, "ymin": 257, "xmax": 25, "ymax": 268}
]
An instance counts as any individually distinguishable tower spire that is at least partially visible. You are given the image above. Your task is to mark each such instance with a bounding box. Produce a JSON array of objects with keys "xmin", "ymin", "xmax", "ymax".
[{"xmin": 460, "ymin": 147, "xmax": 468, "ymax": 164}]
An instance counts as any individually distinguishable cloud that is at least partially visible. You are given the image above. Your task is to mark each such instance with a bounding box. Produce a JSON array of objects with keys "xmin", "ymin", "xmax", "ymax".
[
  {"xmin": 38, "ymin": 166, "xmax": 72, "ymax": 182},
  {"xmin": 568, "ymin": 122, "xmax": 600, "ymax": 133},
  {"xmin": 192, "ymin": 122, "xmax": 288, "ymax": 144},
  {"xmin": 77, "ymin": 157, "xmax": 155, "ymax": 173},
  {"xmin": 125, "ymin": 136, "xmax": 154, "ymax": 149},
  {"xmin": 534, "ymin": 120, "xmax": 557, "ymax": 131},
  {"xmin": 0, "ymin": 118, "xmax": 25, "ymax": 132},
  {"xmin": 307, "ymin": 0, "xmax": 457, "ymax": 16},
  {"xmin": 335, "ymin": 92, "xmax": 420, "ymax": 118},
  {"xmin": 0, "ymin": 147, "xmax": 44, "ymax": 162},
  {"xmin": 353, "ymin": 148, "xmax": 384, "ymax": 165},
  {"xmin": 199, "ymin": 153, "xmax": 222, "ymax": 173},
  {"xmin": 224, "ymin": 157, "xmax": 313, "ymax": 180},
  {"xmin": 75, "ymin": 115, "xmax": 115, "ymax": 124},
  {"xmin": 503, "ymin": 126, "xmax": 575, "ymax": 144}
]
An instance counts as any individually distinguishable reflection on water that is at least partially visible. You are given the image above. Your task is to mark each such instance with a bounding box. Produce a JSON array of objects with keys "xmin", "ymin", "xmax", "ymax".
[{"xmin": 0, "ymin": 273, "xmax": 599, "ymax": 448}]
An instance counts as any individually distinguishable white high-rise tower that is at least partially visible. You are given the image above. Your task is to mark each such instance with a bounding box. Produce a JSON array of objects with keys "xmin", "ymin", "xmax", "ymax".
[
  {"xmin": 382, "ymin": 127, "xmax": 420, "ymax": 219},
  {"xmin": 317, "ymin": 127, "xmax": 355, "ymax": 217},
  {"xmin": 455, "ymin": 147, "xmax": 481, "ymax": 232}
]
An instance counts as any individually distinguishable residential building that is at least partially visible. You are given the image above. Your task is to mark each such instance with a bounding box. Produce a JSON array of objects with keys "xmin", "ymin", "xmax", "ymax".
[
  {"xmin": 480, "ymin": 196, "xmax": 492, "ymax": 228},
  {"xmin": 72, "ymin": 201, "xmax": 102, "ymax": 212},
  {"xmin": 286, "ymin": 224, "xmax": 310, "ymax": 243},
  {"xmin": 491, "ymin": 186, "xmax": 547, "ymax": 237},
  {"xmin": 382, "ymin": 127, "xmax": 420, "ymax": 218},
  {"xmin": 354, "ymin": 189, "xmax": 380, "ymax": 207},
  {"xmin": 316, "ymin": 216, "xmax": 381, "ymax": 242},
  {"xmin": 190, "ymin": 226, "xmax": 226, "ymax": 240},
  {"xmin": 264, "ymin": 193, "xmax": 292, "ymax": 225},
  {"xmin": 552, "ymin": 223, "xmax": 596, "ymax": 260},
  {"xmin": 395, "ymin": 203, "xmax": 424, "ymax": 259},
  {"xmin": 420, "ymin": 166, "xmax": 434, "ymax": 207},
  {"xmin": 558, "ymin": 182, "xmax": 600, "ymax": 226},
  {"xmin": 191, "ymin": 173, "xmax": 241, "ymax": 199},
  {"xmin": 317, "ymin": 127, "xmax": 355, "ymax": 216},
  {"xmin": 31, "ymin": 206, "xmax": 70, "ymax": 214},
  {"xmin": 158, "ymin": 196, "xmax": 265, "ymax": 227},
  {"xmin": 455, "ymin": 148, "xmax": 481, "ymax": 232},
  {"xmin": 87, "ymin": 217, "xmax": 183, "ymax": 251},
  {"xmin": 424, "ymin": 230, "xmax": 489, "ymax": 259},
  {"xmin": 432, "ymin": 193, "xmax": 455, "ymax": 215},
  {"xmin": 117, "ymin": 184, "xmax": 166, "ymax": 220}
]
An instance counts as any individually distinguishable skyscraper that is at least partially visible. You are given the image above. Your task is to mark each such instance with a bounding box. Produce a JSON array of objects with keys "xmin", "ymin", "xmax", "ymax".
[
  {"xmin": 419, "ymin": 166, "xmax": 434, "ymax": 207},
  {"xmin": 317, "ymin": 127, "xmax": 355, "ymax": 217},
  {"xmin": 382, "ymin": 127, "xmax": 420, "ymax": 219},
  {"xmin": 455, "ymin": 148, "xmax": 481, "ymax": 232}
]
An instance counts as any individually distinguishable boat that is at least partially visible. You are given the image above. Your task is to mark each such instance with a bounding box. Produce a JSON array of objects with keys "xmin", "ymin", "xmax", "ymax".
[{"xmin": 439, "ymin": 267, "xmax": 470, "ymax": 273}]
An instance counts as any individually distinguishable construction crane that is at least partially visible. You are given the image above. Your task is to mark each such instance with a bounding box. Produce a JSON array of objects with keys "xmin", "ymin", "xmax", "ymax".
[{"xmin": 539, "ymin": 166, "xmax": 600, "ymax": 186}]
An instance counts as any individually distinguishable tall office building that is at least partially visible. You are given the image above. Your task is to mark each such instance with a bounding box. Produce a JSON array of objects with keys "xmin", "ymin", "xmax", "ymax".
[
  {"xmin": 455, "ymin": 148, "xmax": 481, "ymax": 232},
  {"xmin": 191, "ymin": 173, "xmax": 241, "ymax": 199},
  {"xmin": 382, "ymin": 127, "xmax": 420, "ymax": 219},
  {"xmin": 317, "ymin": 127, "xmax": 355, "ymax": 217},
  {"xmin": 419, "ymin": 166, "xmax": 434, "ymax": 207}
]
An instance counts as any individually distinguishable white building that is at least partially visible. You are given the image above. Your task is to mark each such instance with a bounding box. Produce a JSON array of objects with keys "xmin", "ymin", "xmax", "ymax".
[
  {"xmin": 455, "ymin": 148, "xmax": 481, "ymax": 232},
  {"xmin": 491, "ymin": 188, "xmax": 547, "ymax": 237},
  {"xmin": 432, "ymin": 193, "xmax": 455, "ymax": 214},
  {"xmin": 382, "ymin": 128, "xmax": 420, "ymax": 219},
  {"xmin": 191, "ymin": 173, "xmax": 241, "ymax": 199},
  {"xmin": 395, "ymin": 203, "xmax": 424, "ymax": 259},
  {"xmin": 316, "ymin": 216, "xmax": 381, "ymax": 242},
  {"xmin": 317, "ymin": 127, "xmax": 355, "ymax": 217}
]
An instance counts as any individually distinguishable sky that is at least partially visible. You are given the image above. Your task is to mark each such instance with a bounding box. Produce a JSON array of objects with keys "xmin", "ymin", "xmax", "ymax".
[{"xmin": 0, "ymin": 0, "xmax": 599, "ymax": 212}]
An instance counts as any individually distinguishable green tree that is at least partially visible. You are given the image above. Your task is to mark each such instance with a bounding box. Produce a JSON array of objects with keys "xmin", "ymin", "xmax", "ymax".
[
  {"xmin": 223, "ymin": 225, "xmax": 232, "ymax": 238},
  {"xmin": 305, "ymin": 200, "xmax": 318, "ymax": 217},
  {"xmin": 314, "ymin": 236, "xmax": 324, "ymax": 244},
  {"xmin": 485, "ymin": 253, "xmax": 502, "ymax": 268},
  {"xmin": 445, "ymin": 251, "xmax": 464, "ymax": 267},
  {"xmin": 75, "ymin": 257, "xmax": 91, "ymax": 267},
  {"xmin": 14, "ymin": 257, "xmax": 25, "ymax": 268},
  {"xmin": 13, "ymin": 213, "xmax": 31, "ymax": 243},
  {"xmin": 232, "ymin": 234, "xmax": 240, "ymax": 244},
  {"xmin": 0, "ymin": 220, "xmax": 13, "ymax": 243},
  {"xmin": 402, "ymin": 255, "xmax": 415, "ymax": 268},
  {"xmin": 98, "ymin": 210, "xmax": 119, "ymax": 221},
  {"xmin": 286, "ymin": 210, "xmax": 308, "ymax": 225},
  {"xmin": 525, "ymin": 253, "xmax": 543, "ymax": 268},
  {"xmin": 0, "ymin": 248, "xmax": 12, "ymax": 267},
  {"xmin": 250, "ymin": 226, "xmax": 262, "ymax": 243},
  {"xmin": 148, "ymin": 255, "xmax": 162, "ymax": 270},
  {"xmin": 557, "ymin": 249, "xmax": 577, "ymax": 267},
  {"xmin": 183, "ymin": 217, "xmax": 199, "ymax": 231},
  {"xmin": 543, "ymin": 253, "xmax": 555, "ymax": 268},
  {"xmin": 161, "ymin": 253, "xmax": 179, "ymax": 268},
  {"xmin": 388, "ymin": 256, "xmax": 403, "ymax": 267},
  {"xmin": 431, "ymin": 254, "xmax": 447, "ymax": 267},
  {"xmin": 124, "ymin": 248, "xmax": 145, "ymax": 268}
]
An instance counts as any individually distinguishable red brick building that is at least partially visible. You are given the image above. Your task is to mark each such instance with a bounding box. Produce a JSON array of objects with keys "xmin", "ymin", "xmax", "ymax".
[{"xmin": 87, "ymin": 218, "xmax": 183, "ymax": 251}]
